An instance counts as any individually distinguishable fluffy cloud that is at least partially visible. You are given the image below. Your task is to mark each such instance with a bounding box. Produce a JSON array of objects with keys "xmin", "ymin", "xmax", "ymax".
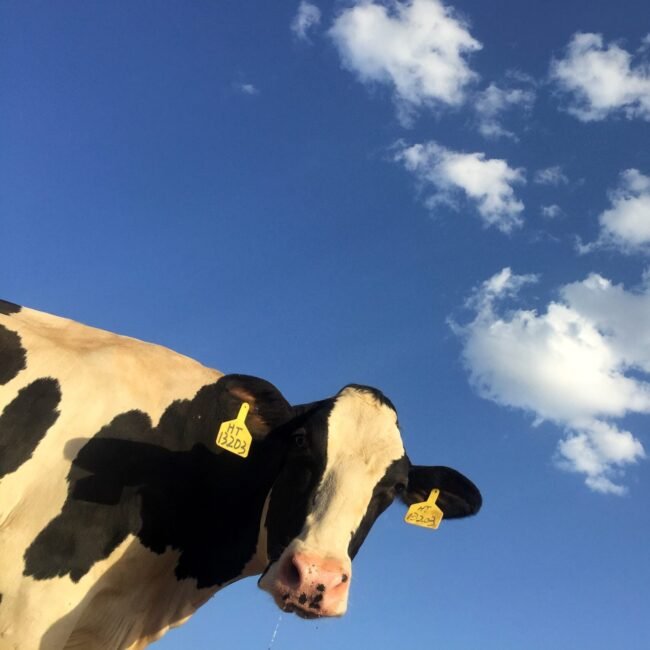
[
  {"xmin": 291, "ymin": 2, "xmax": 321, "ymax": 41},
  {"xmin": 580, "ymin": 169, "xmax": 650, "ymax": 253},
  {"xmin": 453, "ymin": 268, "xmax": 649, "ymax": 494},
  {"xmin": 550, "ymin": 33, "xmax": 650, "ymax": 121},
  {"xmin": 330, "ymin": 0, "xmax": 481, "ymax": 123},
  {"xmin": 474, "ymin": 83, "xmax": 536, "ymax": 140},
  {"xmin": 534, "ymin": 165, "xmax": 569, "ymax": 186},
  {"xmin": 394, "ymin": 141, "xmax": 525, "ymax": 232}
]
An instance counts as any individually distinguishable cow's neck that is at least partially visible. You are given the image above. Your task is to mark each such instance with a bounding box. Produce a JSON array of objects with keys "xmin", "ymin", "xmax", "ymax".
[{"xmin": 52, "ymin": 391, "xmax": 288, "ymax": 650}]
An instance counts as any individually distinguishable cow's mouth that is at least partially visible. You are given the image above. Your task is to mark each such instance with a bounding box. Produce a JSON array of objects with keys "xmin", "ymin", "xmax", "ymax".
[{"xmin": 281, "ymin": 601, "xmax": 322, "ymax": 619}]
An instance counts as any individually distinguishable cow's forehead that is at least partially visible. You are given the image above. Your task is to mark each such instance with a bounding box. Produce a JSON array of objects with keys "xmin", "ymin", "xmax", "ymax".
[{"xmin": 325, "ymin": 386, "xmax": 405, "ymax": 471}]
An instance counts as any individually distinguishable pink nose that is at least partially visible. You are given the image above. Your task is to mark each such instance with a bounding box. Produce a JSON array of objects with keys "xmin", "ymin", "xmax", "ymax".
[{"xmin": 275, "ymin": 552, "xmax": 350, "ymax": 617}]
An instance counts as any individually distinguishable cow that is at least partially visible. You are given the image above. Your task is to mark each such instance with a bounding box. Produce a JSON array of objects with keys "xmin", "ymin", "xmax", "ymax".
[{"xmin": 0, "ymin": 299, "xmax": 481, "ymax": 649}]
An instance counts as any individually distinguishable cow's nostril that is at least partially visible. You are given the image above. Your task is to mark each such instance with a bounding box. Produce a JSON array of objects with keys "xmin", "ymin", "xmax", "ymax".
[{"xmin": 285, "ymin": 556, "xmax": 301, "ymax": 589}]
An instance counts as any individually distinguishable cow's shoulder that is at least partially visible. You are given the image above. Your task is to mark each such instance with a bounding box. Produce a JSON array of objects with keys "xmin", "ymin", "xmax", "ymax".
[{"xmin": 1, "ymin": 304, "xmax": 221, "ymax": 401}]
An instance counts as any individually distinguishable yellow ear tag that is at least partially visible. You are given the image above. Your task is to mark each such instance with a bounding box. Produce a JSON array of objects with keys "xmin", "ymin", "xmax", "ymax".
[
  {"xmin": 404, "ymin": 489, "xmax": 444, "ymax": 530},
  {"xmin": 216, "ymin": 403, "xmax": 252, "ymax": 458}
]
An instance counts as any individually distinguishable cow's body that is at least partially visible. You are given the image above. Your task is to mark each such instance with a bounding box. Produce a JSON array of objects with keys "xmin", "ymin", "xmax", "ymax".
[
  {"xmin": 0, "ymin": 301, "xmax": 226, "ymax": 648},
  {"xmin": 0, "ymin": 300, "xmax": 482, "ymax": 650}
]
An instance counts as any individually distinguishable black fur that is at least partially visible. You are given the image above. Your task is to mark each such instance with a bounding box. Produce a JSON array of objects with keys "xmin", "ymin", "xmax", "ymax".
[
  {"xmin": 264, "ymin": 400, "xmax": 332, "ymax": 562},
  {"xmin": 0, "ymin": 300, "xmax": 21, "ymax": 315},
  {"xmin": 0, "ymin": 324, "xmax": 27, "ymax": 386},
  {"xmin": 348, "ymin": 456, "xmax": 410, "ymax": 558},
  {"xmin": 0, "ymin": 378, "xmax": 61, "ymax": 479},
  {"xmin": 402, "ymin": 465, "xmax": 482, "ymax": 518}
]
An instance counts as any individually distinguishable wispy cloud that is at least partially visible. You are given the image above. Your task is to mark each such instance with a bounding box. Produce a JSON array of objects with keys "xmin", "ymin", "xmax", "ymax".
[
  {"xmin": 452, "ymin": 268, "xmax": 648, "ymax": 494},
  {"xmin": 640, "ymin": 33, "xmax": 650, "ymax": 53},
  {"xmin": 291, "ymin": 1, "xmax": 322, "ymax": 42},
  {"xmin": 394, "ymin": 140, "xmax": 525, "ymax": 232},
  {"xmin": 330, "ymin": 0, "xmax": 481, "ymax": 124},
  {"xmin": 579, "ymin": 169, "xmax": 650, "ymax": 254},
  {"xmin": 541, "ymin": 204, "xmax": 563, "ymax": 219},
  {"xmin": 551, "ymin": 33, "xmax": 650, "ymax": 121},
  {"xmin": 235, "ymin": 83, "xmax": 259, "ymax": 96},
  {"xmin": 474, "ymin": 82, "xmax": 536, "ymax": 140},
  {"xmin": 534, "ymin": 165, "xmax": 569, "ymax": 186}
]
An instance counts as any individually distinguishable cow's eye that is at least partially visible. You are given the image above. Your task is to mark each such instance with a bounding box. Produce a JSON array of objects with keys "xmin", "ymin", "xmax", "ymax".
[
  {"xmin": 292, "ymin": 432, "xmax": 308, "ymax": 449},
  {"xmin": 394, "ymin": 482, "xmax": 406, "ymax": 494}
]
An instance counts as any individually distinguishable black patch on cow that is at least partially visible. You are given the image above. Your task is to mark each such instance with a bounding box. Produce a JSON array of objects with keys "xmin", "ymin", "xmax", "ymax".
[
  {"xmin": 348, "ymin": 455, "xmax": 410, "ymax": 559},
  {"xmin": 0, "ymin": 299, "xmax": 21, "ymax": 315},
  {"xmin": 0, "ymin": 592, "xmax": 3, "ymax": 605},
  {"xmin": 342, "ymin": 384, "xmax": 397, "ymax": 413},
  {"xmin": 264, "ymin": 400, "xmax": 333, "ymax": 562},
  {"xmin": 0, "ymin": 378, "xmax": 61, "ymax": 479},
  {"xmin": 0, "ymin": 324, "xmax": 27, "ymax": 386},
  {"xmin": 24, "ymin": 379, "xmax": 296, "ymax": 588}
]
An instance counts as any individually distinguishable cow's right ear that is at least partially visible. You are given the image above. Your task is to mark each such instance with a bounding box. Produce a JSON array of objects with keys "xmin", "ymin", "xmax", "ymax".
[
  {"xmin": 217, "ymin": 374, "xmax": 294, "ymax": 438},
  {"xmin": 401, "ymin": 465, "xmax": 482, "ymax": 519}
]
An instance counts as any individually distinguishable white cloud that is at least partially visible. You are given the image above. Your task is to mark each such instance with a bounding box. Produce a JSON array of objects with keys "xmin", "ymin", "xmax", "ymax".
[
  {"xmin": 474, "ymin": 83, "xmax": 535, "ymax": 140},
  {"xmin": 550, "ymin": 33, "xmax": 650, "ymax": 121},
  {"xmin": 453, "ymin": 268, "xmax": 649, "ymax": 494},
  {"xmin": 394, "ymin": 141, "xmax": 525, "ymax": 232},
  {"xmin": 291, "ymin": 2, "xmax": 322, "ymax": 41},
  {"xmin": 580, "ymin": 169, "xmax": 650, "ymax": 254},
  {"xmin": 534, "ymin": 165, "xmax": 569, "ymax": 186},
  {"xmin": 329, "ymin": 0, "xmax": 481, "ymax": 123},
  {"xmin": 561, "ymin": 271, "xmax": 650, "ymax": 373},
  {"xmin": 541, "ymin": 204, "xmax": 563, "ymax": 219},
  {"xmin": 236, "ymin": 83, "xmax": 259, "ymax": 95}
]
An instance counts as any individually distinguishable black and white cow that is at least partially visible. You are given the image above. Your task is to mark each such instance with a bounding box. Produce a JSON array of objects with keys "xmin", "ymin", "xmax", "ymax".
[{"xmin": 0, "ymin": 299, "xmax": 481, "ymax": 649}]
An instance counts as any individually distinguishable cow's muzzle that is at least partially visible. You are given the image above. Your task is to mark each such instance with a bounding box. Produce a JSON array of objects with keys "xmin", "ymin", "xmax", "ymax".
[{"xmin": 259, "ymin": 550, "xmax": 351, "ymax": 618}]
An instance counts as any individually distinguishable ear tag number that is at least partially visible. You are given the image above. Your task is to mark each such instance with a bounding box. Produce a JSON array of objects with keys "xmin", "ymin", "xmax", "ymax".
[
  {"xmin": 404, "ymin": 489, "xmax": 444, "ymax": 530},
  {"xmin": 216, "ymin": 403, "xmax": 252, "ymax": 458}
]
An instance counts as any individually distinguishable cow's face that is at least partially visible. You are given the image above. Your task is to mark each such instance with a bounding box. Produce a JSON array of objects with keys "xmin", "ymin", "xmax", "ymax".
[
  {"xmin": 259, "ymin": 385, "xmax": 409, "ymax": 617},
  {"xmin": 249, "ymin": 382, "xmax": 481, "ymax": 619}
]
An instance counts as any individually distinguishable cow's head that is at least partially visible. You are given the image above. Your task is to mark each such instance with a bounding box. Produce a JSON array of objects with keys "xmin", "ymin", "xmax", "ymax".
[{"xmin": 220, "ymin": 376, "xmax": 481, "ymax": 619}]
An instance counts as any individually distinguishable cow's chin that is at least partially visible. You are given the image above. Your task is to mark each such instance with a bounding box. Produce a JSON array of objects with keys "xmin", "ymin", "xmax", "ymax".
[{"xmin": 258, "ymin": 548, "xmax": 351, "ymax": 619}]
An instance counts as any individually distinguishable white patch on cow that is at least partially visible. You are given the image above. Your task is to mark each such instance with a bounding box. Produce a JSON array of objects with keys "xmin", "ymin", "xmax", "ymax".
[{"xmin": 295, "ymin": 386, "xmax": 404, "ymax": 559}]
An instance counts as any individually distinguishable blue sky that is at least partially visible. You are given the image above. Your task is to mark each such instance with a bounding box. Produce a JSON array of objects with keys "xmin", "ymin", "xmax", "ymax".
[{"xmin": 2, "ymin": 0, "xmax": 650, "ymax": 648}]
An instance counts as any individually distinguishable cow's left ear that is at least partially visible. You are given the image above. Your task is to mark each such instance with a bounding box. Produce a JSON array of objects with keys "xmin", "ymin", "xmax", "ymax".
[
  {"xmin": 218, "ymin": 374, "xmax": 294, "ymax": 438},
  {"xmin": 401, "ymin": 465, "xmax": 482, "ymax": 519}
]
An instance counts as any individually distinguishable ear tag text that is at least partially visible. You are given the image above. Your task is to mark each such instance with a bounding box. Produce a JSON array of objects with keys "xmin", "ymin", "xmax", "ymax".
[
  {"xmin": 404, "ymin": 489, "xmax": 443, "ymax": 530},
  {"xmin": 216, "ymin": 403, "xmax": 252, "ymax": 458}
]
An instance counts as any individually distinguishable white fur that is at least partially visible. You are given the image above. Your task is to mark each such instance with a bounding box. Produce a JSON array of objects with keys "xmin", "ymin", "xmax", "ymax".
[{"xmin": 298, "ymin": 387, "xmax": 404, "ymax": 557}]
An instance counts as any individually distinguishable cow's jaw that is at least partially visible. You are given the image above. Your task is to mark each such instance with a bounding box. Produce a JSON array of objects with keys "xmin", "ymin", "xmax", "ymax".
[{"xmin": 259, "ymin": 386, "xmax": 405, "ymax": 618}]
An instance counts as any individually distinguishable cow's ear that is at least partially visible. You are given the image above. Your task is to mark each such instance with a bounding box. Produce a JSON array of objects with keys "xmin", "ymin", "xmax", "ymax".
[
  {"xmin": 401, "ymin": 465, "xmax": 482, "ymax": 519},
  {"xmin": 218, "ymin": 374, "xmax": 294, "ymax": 438}
]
